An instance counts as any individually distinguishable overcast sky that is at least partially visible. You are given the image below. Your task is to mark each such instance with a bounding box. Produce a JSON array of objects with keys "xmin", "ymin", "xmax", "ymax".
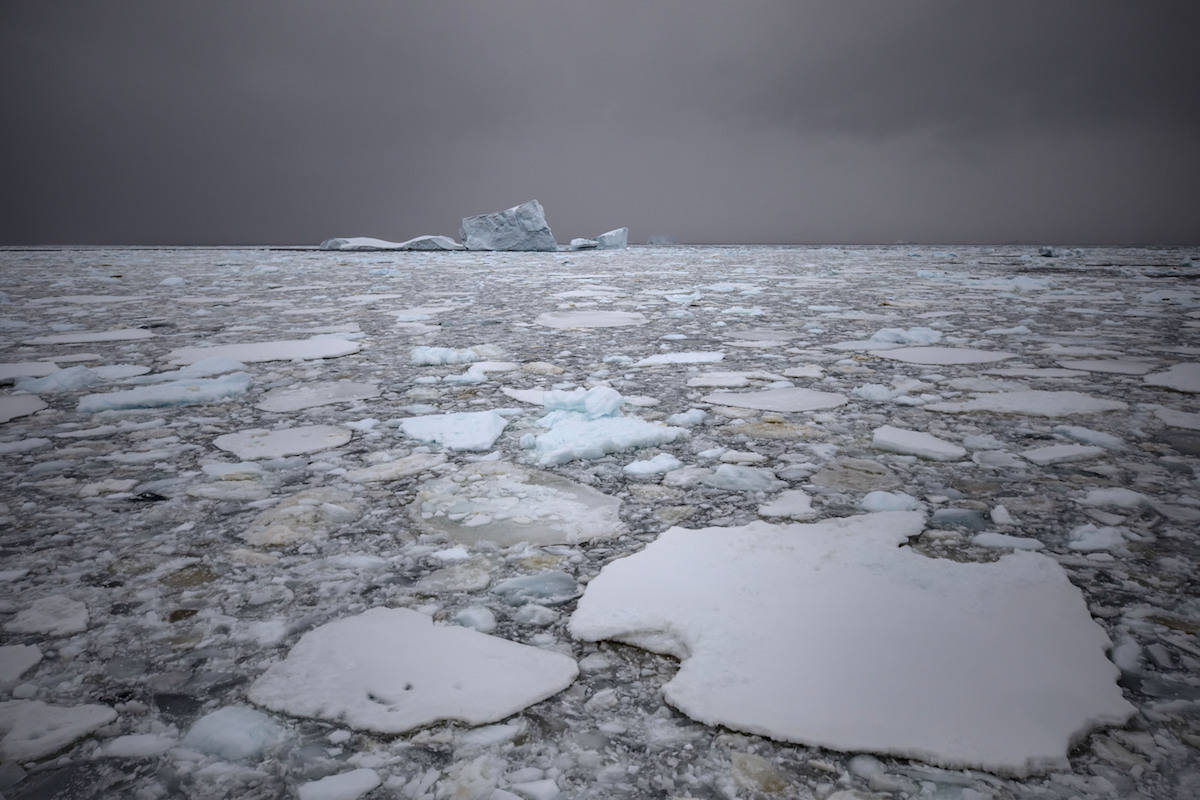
[{"xmin": 2, "ymin": 1, "xmax": 1197, "ymax": 245}]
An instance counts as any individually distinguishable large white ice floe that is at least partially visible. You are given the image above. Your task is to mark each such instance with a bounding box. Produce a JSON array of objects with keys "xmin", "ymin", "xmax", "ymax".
[
  {"xmin": 399, "ymin": 410, "xmax": 509, "ymax": 451},
  {"xmin": 535, "ymin": 310, "xmax": 648, "ymax": 328},
  {"xmin": 255, "ymin": 381, "xmax": 379, "ymax": 412},
  {"xmin": 701, "ymin": 387, "xmax": 847, "ymax": 413},
  {"xmin": 635, "ymin": 351, "xmax": 724, "ymax": 367},
  {"xmin": 0, "ymin": 394, "xmax": 46, "ymax": 423},
  {"xmin": 1143, "ymin": 362, "xmax": 1200, "ymax": 393},
  {"xmin": 167, "ymin": 335, "xmax": 360, "ymax": 365},
  {"xmin": 878, "ymin": 347, "xmax": 1017, "ymax": 365},
  {"xmin": 871, "ymin": 425, "xmax": 966, "ymax": 461},
  {"xmin": 410, "ymin": 344, "xmax": 504, "ymax": 365},
  {"xmin": 410, "ymin": 461, "xmax": 624, "ymax": 546},
  {"xmin": 925, "ymin": 391, "xmax": 1127, "ymax": 417},
  {"xmin": 0, "ymin": 700, "xmax": 117, "ymax": 761},
  {"xmin": 0, "ymin": 362, "xmax": 58, "ymax": 382},
  {"xmin": 526, "ymin": 387, "xmax": 685, "ymax": 466},
  {"xmin": 1155, "ymin": 406, "xmax": 1200, "ymax": 430},
  {"xmin": 247, "ymin": 607, "xmax": 578, "ymax": 733},
  {"xmin": 568, "ymin": 512, "xmax": 1134, "ymax": 776},
  {"xmin": 214, "ymin": 425, "xmax": 353, "ymax": 460},
  {"xmin": 5, "ymin": 594, "xmax": 89, "ymax": 636},
  {"xmin": 77, "ymin": 373, "xmax": 253, "ymax": 412},
  {"xmin": 460, "ymin": 199, "xmax": 557, "ymax": 251}
]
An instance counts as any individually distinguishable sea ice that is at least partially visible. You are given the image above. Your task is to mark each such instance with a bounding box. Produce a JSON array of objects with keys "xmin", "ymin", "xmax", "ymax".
[
  {"xmin": 14, "ymin": 365, "xmax": 107, "ymax": 393},
  {"xmin": 1143, "ymin": 362, "xmax": 1200, "ymax": 393},
  {"xmin": 872, "ymin": 425, "xmax": 965, "ymax": 461},
  {"xmin": 214, "ymin": 425, "xmax": 353, "ymax": 460},
  {"xmin": 94, "ymin": 733, "xmax": 176, "ymax": 758},
  {"xmin": 123, "ymin": 356, "xmax": 247, "ymax": 384},
  {"xmin": 411, "ymin": 345, "xmax": 504, "ymax": 365},
  {"xmin": 297, "ymin": 769, "xmax": 382, "ymax": 800},
  {"xmin": 926, "ymin": 391, "xmax": 1127, "ymax": 417},
  {"xmin": 868, "ymin": 327, "xmax": 943, "ymax": 346},
  {"xmin": 623, "ymin": 453, "xmax": 684, "ymax": 476},
  {"xmin": 1079, "ymin": 488, "xmax": 1149, "ymax": 508},
  {"xmin": 569, "ymin": 237, "xmax": 598, "ymax": 250},
  {"xmin": 569, "ymin": 512, "xmax": 1133, "ymax": 775},
  {"xmin": 1057, "ymin": 359, "xmax": 1157, "ymax": 375},
  {"xmin": 1068, "ymin": 524, "xmax": 1129, "ymax": 552},
  {"xmin": 256, "ymin": 381, "xmax": 379, "ymax": 412},
  {"xmin": 0, "ymin": 644, "xmax": 42, "ymax": 683},
  {"xmin": 0, "ymin": 395, "xmax": 46, "ymax": 423},
  {"xmin": 181, "ymin": 705, "xmax": 287, "ymax": 760},
  {"xmin": 492, "ymin": 571, "xmax": 580, "ymax": 606},
  {"xmin": 702, "ymin": 464, "xmax": 785, "ymax": 492},
  {"xmin": 878, "ymin": 347, "xmax": 1017, "ymax": 365},
  {"xmin": 0, "ymin": 362, "xmax": 58, "ymax": 382},
  {"xmin": 77, "ymin": 373, "xmax": 253, "ymax": 412},
  {"xmin": 5, "ymin": 594, "xmax": 89, "ymax": 636},
  {"xmin": 167, "ymin": 335, "xmax": 360, "ymax": 365},
  {"xmin": 972, "ymin": 532, "xmax": 1045, "ymax": 550},
  {"xmin": 0, "ymin": 700, "xmax": 117, "ymax": 761},
  {"xmin": 535, "ymin": 310, "xmax": 648, "ymax": 328},
  {"xmin": 461, "ymin": 199, "xmax": 557, "ymax": 251},
  {"xmin": 1052, "ymin": 425, "xmax": 1124, "ymax": 449},
  {"xmin": 757, "ymin": 489, "xmax": 816, "ymax": 519},
  {"xmin": 247, "ymin": 608, "xmax": 577, "ymax": 733},
  {"xmin": 411, "ymin": 461, "xmax": 625, "ymax": 546},
  {"xmin": 859, "ymin": 490, "xmax": 920, "ymax": 512},
  {"xmin": 635, "ymin": 351, "xmax": 724, "ymax": 366},
  {"xmin": 1020, "ymin": 444, "xmax": 1105, "ymax": 465},
  {"xmin": 344, "ymin": 452, "xmax": 447, "ymax": 483},
  {"xmin": 1155, "ymin": 406, "xmax": 1200, "ymax": 430},
  {"xmin": 700, "ymin": 387, "xmax": 847, "ymax": 413},
  {"xmin": 399, "ymin": 410, "xmax": 509, "ymax": 451},
  {"xmin": 242, "ymin": 488, "xmax": 360, "ymax": 546},
  {"xmin": 23, "ymin": 328, "xmax": 155, "ymax": 345}
]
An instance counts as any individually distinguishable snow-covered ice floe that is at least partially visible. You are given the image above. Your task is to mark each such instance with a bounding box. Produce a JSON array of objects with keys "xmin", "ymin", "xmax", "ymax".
[
  {"xmin": 925, "ymin": 390, "xmax": 1127, "ymax": 417},
  {"xmin": 525, "ymin": 386, "xmax": 685, "ymax": 465},
  {"xmin": 701, "ymin": 387, "xmax": 847, "ymax": 412},
  {"xmin": 214, "ymin": 425, "xmax": 353, "ymax": 459},
  {"xmin": 569, "ymin": 512, "xmax": 1134, "ymax": 776},
  {"xmin": 248, "ymin": 607, "xmax": 577, "ymax": 733},
  {"xmin": 167, "ymin": 335, "xmax": 361, "ymax": 365},
  {"xmin": 535, "ymin": 310, "xmax": 648, "ymax": 328},
  {"xmin": 411, "ymin": 461, "xmax": 625, "ymax": 545}
]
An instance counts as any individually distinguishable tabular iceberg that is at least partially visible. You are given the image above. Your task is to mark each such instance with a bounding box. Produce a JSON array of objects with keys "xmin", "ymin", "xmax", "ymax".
[{"xmin": 460, "ymin": 200, "xmax": 557, "ymax": 251}]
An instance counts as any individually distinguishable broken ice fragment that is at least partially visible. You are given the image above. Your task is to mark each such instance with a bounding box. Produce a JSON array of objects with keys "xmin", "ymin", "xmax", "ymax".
[
  {"xmin": 492, "ymin": 571, "xmax": 581, "ymax": 606},
  {"xmin": 878, "ymin": 347, "xmax": 1017, "ymax": 365},
  {"xmin": 214, "ymin": 425, "xmax": 352, "ymax": 460},
  {"xmin": 871, "ymin": 425, "xmax": 965, "ymax": 461},
  {"xmin": 926, "ymin": 391, "xmax": 1127, "ymax": 417},
  {"xmin": 167, "ymin": 335, "xmax": 360, "ymax": 365},
  {"xmin": 255, "ymin": 381, "xmax": 379, "ymax": 412},
  {"xmin": 701, "ymin": 387, "xmax": 847, "ymax": 413},
  {"xmin": 535, "ymin": 310, "xmax": 649, "ymax": 328},
  {"xmin": 181, "ymin": 705, "xmax": 287, "ymax": 760},
  {"xmin": 399, "ymin": 410, "xmax": 508, "ymax": 451},
  {"xmin": 0, "ymin": 700, "xmax": 117, "ymax": 761},
  {"xmin": 1143, "ymin": 362, "xmax": 1200, "ymax": 393}
]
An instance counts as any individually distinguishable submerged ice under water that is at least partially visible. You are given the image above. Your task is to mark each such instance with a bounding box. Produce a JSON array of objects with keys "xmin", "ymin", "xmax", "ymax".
[{"xmin": 0, "ymin": 244, "xmax": 1198, "ymax": 799}]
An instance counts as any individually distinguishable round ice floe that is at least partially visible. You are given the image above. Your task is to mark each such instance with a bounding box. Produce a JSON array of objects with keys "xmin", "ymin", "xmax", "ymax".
[
  {"xmin": 878, "ymin": 347, "xmax": 1017, "ymax": 365},
  {"xmin": 0, "ymin": 395, "xmax": 47, "ymax": 423},
  {"xmin": 926, "ymin": 391, "xmax": 1127, "ymax": 417},
  {"xmin": 411, "ymin": 462, "xmax": 625, "ymax": 546},
  {"xmin": 1143, "ymin": 363, "xmax": 1200, "ymax": 393},
  {"xmin": 247, "ymin": 607, "xmax": 578, "ymax": 734},
  {"xmin": 701, "ymin": 388, "xmax": 847, "ymax": 413},
  {"xmin": 535, "ymin": 310, "xmax": 648, "ymax": 328},
  {"xmin": 569, "ymin": 512, "xmax": 1134, "ymax": 776},
  {"xmin": 214, "ymin": 425, "xmax": 352, "ymax": 460},
  {"xmin": 255, "ymin": 381, "xmax": 379, "ymax": 412}
]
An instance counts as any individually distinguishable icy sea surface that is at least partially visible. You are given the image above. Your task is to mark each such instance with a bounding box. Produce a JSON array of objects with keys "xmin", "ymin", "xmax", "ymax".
[{"xmin": 0, "ymin": 245, "xmax": 1198, "ymax": 799}]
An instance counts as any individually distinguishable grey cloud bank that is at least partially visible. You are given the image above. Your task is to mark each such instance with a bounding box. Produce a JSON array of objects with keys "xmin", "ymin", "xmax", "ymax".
[{"xmin": 1, "ymin": 1, "xmax": 1197, "ymax": 245}]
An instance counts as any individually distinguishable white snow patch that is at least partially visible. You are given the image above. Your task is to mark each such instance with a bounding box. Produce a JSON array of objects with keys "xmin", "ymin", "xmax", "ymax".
[
  {"xmin": 623, "ymin": 453, "xmax": 683, "ymax": 476},
  {"xmin": 181, "ymin": 706, "xmax": 287, "ymax": 760},
  {"xmin": 569, "ymin": 513, "xmax": 1133, "ymax": 775},
  {"xmin": 1020, "ymin": 444, "xmax": 1106, "ymax": 466},
  {"xmin": 247, "ymin": 608, "xmax": 577, "ymax": 733},
  {"xmin": 972, "ymin": 532, "xmax": 1045, "ymax": 551},
  {"xmin": 5, "ymin": 595, "xmax": 89, "ymax": 636},
  {"xmin": 297, "ymin": 768, "xmax": 382, "ymax": 800},
  {"xmin": 758, "ymin": 489, "xmax": 816, "ymax": 519}
]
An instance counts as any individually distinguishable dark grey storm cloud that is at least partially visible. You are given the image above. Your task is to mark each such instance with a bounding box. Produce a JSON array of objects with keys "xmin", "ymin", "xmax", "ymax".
[{"xmin": 1, "ymin": 1, "xmax": 1197, "ymax": 245}]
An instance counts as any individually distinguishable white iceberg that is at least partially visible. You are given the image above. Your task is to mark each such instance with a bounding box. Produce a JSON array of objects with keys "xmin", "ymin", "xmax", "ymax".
[
  {"xmin": 595, "ymin": 227, "xmax": 629, "ymax": 249},
  {"xmin": 461, "ymin": 200, "xmax": 557, "ymax": 251},
  {"xmin": 319, "ymin": 235, "xmax": 464, "ymax": 251},
  {"xmin": 569, "ymin": 512, "xmax": 1133, "ymax": 776}
]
